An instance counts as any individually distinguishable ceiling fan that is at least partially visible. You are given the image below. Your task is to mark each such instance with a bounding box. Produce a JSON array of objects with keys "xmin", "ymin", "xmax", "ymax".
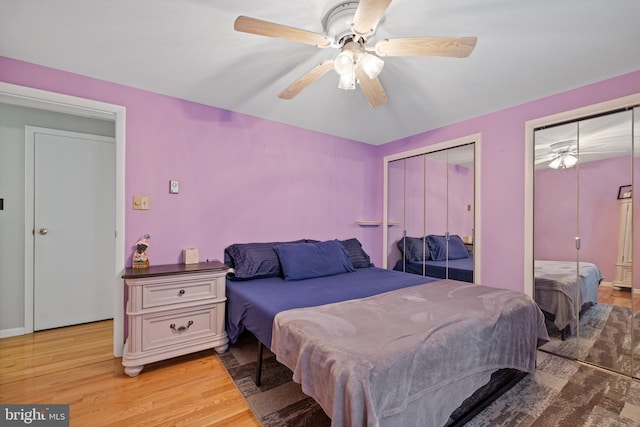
[{"xmin": 234, "ymin": 0, "xmax": 478, "ymax": 108}]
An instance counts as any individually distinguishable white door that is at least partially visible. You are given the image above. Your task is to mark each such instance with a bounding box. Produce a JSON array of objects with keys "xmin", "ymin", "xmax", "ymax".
[{"xmin": 30, "ymin": 128, "xmax": 115, "ymax": 330}]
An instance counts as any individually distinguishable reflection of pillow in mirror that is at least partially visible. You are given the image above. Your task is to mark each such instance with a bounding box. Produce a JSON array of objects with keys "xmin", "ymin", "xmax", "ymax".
[
  {"xmin": 426, "ymin": 235, "xmax": 469, "ymax": 261},
  {"xmin": 397, "ymin": 237, "xmax": 430, "ymax": 262}
]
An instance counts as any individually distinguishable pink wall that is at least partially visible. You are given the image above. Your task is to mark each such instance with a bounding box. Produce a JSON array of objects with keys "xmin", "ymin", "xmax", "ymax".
[
  {"xmin": 374, "ymin": 69, "xmax": 640, "ymax": 292},
  {"xmin": 0, "ymin": 56, "xmax": 380, "ymax": 266},
  {"xmin": 535, "ymin": 156, "xmax": 632, "ymax": 281},
  {"xmin": 3, "ymin": 55, "xmax": 640, "ymax": 294}
]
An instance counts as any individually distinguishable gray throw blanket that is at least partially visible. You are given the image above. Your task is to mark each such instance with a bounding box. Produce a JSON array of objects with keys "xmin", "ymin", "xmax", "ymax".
[{"xmin": 272, "ymin": 280, "xmax": 548, "ymax": 427}]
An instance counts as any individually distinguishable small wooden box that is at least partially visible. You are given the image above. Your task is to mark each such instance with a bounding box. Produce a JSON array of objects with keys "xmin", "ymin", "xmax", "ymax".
[{"xmin": 183, "ymin": 248, "xmax": 199, "ymax": 264}]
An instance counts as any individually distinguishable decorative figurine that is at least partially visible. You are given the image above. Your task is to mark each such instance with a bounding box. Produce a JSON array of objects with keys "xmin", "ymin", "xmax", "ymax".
[{"xmin": 132, "ymin": 234, "xmax": 151, "ymax": 269}]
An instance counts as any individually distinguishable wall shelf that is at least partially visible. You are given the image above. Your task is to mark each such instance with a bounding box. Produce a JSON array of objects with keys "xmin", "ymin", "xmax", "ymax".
[{"xmin": 356, "ymin": 221, "xmax": 401, "ymax": 227}]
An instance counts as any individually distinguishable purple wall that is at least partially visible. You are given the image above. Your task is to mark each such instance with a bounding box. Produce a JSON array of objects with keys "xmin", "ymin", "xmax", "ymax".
[
  {"xmin": 374, "ymin": 69, "xmax": 640, "ymax": 291},
  {"xmin": 2, "ymin": 55, "xmax": 640, "ymax": 294},
  {"xmin": 0, "ymin": 56, "xmax": 380, "ymax": 266}
]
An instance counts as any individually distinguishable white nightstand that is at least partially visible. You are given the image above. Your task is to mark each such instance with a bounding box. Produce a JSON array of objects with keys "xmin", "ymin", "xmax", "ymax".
[{"xmin": 122, "ymin": 261, "xmax": 229, "ymax": 377}]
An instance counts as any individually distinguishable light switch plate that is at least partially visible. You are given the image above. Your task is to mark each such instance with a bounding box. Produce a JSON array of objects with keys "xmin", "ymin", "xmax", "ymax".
[{"xmin": 169, "ymin": 180, "xmax": 180, "ymax": 194}]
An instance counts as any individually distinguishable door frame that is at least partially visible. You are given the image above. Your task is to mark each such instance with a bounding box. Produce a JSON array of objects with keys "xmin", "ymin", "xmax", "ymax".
[
  {"xmin": 382, "ymin": 133, "xmax": 482, "ymax": 283},
  {"xmin": 0, "ymin": 82, "xmax": 126, "ymax": 358},
  {"xmin": 524, "ymin": 92, "xmax": 640, "ymax": 299}
]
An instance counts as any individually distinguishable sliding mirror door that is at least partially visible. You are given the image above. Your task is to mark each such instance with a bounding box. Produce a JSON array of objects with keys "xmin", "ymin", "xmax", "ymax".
[
  {"xmin": 386, "ymin": 142, "xmax": 475, "ymax": 283},
  {"xmin": 534, "ymin": 122, "xmax": 580, "ymax": 360},
  {"xmin": 578, "ymin": 111, "xmax": 633, "ymax": 375},
  {"xmin": 442, "ymin": 144, "xmax": 475, "ymax": 282},
  {"xmin": 387, "ymin": 158, "xmax": 406, "ymax": 270},
  {"xmin": 534, "ymin": 109, "xmax": 634, "ymax": 375},
  {"xmin": 634, "ymin": 107, "xmax": 640, "ymax": 379}
]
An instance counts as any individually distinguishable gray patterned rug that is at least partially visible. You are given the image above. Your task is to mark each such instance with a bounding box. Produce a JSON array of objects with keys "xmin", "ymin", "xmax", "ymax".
[
  {"xmin": 540, "ymin": 303, "xmax": 640, "ymax": 377},
  {"xmin": 217, "ymin": 333, "xmax": 640, "ymax": 426}
]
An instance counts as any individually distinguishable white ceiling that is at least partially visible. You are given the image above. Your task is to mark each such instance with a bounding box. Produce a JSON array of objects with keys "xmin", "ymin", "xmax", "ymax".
[{"xmin": 1, "ymin": 0, "xmax": 639, "ymax": 145}]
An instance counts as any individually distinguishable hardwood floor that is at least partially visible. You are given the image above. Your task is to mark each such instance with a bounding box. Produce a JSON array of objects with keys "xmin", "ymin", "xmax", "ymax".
[
  {"xmin": 0, "ymin": 321, "xmax": 259, "ymax": 426},
  {"xmin": 598, "ymin": 282, "xmax": 639, "ymax": 310}
]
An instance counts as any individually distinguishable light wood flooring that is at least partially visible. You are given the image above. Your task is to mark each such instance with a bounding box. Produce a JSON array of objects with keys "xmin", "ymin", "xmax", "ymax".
[
  {"xmin": 598, "ymin": 282, "xmax": 640, "ymax": 310},
  {"xmin": 0, "ymin": 320, "xmax": 259, "ymax": 426}
]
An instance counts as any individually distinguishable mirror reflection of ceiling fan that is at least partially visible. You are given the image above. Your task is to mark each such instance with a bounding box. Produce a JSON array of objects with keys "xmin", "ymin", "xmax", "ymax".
[
  {"xmin": 233, "ymin": 0, "xmax": 477, "ymax": 108},
  {"xmin": 534, "ymin": 139, "xmax": 624, "ymax": 169}
]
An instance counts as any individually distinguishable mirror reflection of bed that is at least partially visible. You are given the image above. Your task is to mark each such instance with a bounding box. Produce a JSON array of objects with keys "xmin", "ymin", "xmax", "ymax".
[
  {"xmin": 393, "ymin": 234, "xmax": 474, "ymax": 283},
  {"xmin": 534, "ymin": 107, "xmax": 638, "ymax": 376}
]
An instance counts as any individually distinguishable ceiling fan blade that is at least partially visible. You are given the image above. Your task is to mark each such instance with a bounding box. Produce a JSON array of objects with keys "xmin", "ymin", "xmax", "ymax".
[
  {"xmin": 535, "ymin": 155, "xmax": 555, "ymax": 164},
  {"xmin": 356, "ymin": 67, "xmax": 388, "ymax": 108},
  {"xmin": 352, "ymin": 0, "xmax": 392, "ymax": 36},
  {"xmin": 279, "ymin": 60, "xmax": 335, "ymax": 99},
  {"xmin": 234, "ymin": 16, "xmax": 331, "ymax": 48},
  {"xmin": 375, "ymin": 37, "xmax": 478, "ymax": 57}
]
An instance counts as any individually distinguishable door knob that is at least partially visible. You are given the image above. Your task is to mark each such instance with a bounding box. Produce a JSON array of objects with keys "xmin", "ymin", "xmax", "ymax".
[{"xmin": 38, "ymin": 228, "xmax": 48, "ymax": 235}]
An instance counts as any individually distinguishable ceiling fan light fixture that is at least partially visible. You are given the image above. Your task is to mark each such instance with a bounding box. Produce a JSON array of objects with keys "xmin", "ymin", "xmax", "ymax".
[
  {"xmin": 338, "ymin": 71, "xmax": 356, "ymax": 90},
  {"xmin": 549, "ymin": 153, "xmax": 577, "ymax": 169},
  {"xmin": 334, "ymin": 50, "xmax": 355, "ymax": 76},
  {"xmin": 360, "ymin": 52, "xmax": 384, "ymax": 79}
]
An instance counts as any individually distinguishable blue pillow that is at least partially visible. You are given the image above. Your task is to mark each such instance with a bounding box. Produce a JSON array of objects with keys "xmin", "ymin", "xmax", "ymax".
[
  {"xmin": 224, "ymin": 240, "xmax": 306, "ymax": 280},
  {"xmin": 274, "ymin": 240, "xmax": 355, "ymax": 281},
  {"xmin": 340, "ymin": 238, "xmax": 373, "ymax": 268},
  {"xmin": 397, "ymin": 237, "xmax": 430, "ymax": 262},
  {"xmin": 426, "ymin": 235, "xmax": 469, "ymax": 261}
]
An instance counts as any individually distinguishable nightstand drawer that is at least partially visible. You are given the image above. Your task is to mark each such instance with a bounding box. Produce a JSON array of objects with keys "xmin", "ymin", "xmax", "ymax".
[
  {"xmin": 142, "ymin": 305, "xmax": 217, "ymax": 352},
  {"xmin": 142, "ymin": 276, "xmax": 223, "ymax": 309}
]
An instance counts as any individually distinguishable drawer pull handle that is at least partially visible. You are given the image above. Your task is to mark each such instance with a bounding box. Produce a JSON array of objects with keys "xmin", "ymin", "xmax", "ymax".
[
  {"xmin": 170, "ymin": 320, "xmax": 193, "ymax": 333},
  {"xmin": 178, "ymin": 289, "xmax": 185, "ymax": 296}
]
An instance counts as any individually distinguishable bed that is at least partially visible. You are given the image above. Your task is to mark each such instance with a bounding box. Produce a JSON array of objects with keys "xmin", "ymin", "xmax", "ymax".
[
  {"xmin": 225, "ymin": 239, "xmax": 548, "ymax": 427},
  {"xmin": 534, "ymin": 260, "xmax": 604, "ymax": 334},
  {"xmin": 393, "ymin": 234, "xmax": 474, "ymax": 283}
]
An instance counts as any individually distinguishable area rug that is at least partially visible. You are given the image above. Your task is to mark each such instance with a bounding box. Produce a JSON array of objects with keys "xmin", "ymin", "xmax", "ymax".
[
  {"xmin": 217, "ymin": 333, "xmax": 640, "ymax": 426},
  {"xmin": 540, "ymin": 303, "xmax": 640, "ymax": 376}
]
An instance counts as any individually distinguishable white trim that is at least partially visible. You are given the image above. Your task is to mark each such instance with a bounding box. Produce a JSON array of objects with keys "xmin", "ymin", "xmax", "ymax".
[
  {"xmin": 382, "ymin": 133, "xmax": 482, "ymax": 284},
  {"xmin": 0, "ymin": 327, "xmax": 26, "ymax": 339},
  {"xmin": 24, "ymin": 129, "xmax": 34, "ymax": 334},
  {"xmin": 524, "ymin": 93, "xmax": 640, "ymax": 299},
  {"xmin": 0, "ymin": 82, "xmax": 126, "ymax": 357}
]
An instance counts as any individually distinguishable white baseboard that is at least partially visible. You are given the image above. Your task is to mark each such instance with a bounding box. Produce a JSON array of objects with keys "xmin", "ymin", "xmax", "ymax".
[{"xmin": 0, "ymin": 327, "xmax": 26, "ymax": 339}]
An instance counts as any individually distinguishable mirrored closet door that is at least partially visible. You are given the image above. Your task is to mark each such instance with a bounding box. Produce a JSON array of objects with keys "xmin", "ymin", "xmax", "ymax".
[
  {"xmin": 385, "ymin": 143, "xmax": 475, "ymax": 283},
  {"xmin": 633, "ymin": 106, "xmax": 640, "ymax": 379},
  {"xmin": 534, "ymin": 108, "xmax": 637, "ymax": 376}
]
